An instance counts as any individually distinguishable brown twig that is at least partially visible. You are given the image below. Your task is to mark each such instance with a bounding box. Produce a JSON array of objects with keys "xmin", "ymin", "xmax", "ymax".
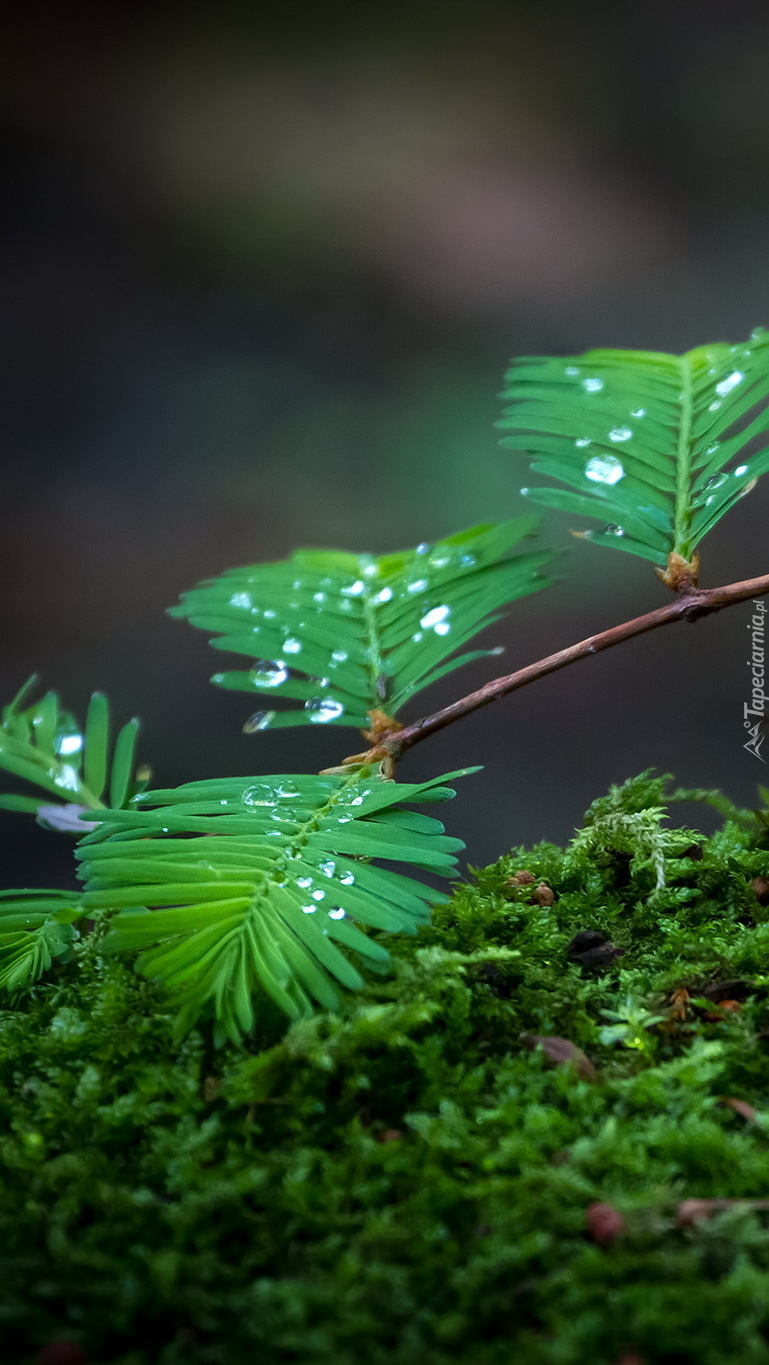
[{"xmin": 365, "ymin": 570, "xmax": 769, "ymax": 763}]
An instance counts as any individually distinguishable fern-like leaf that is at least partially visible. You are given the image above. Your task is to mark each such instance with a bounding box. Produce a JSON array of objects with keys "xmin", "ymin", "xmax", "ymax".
[
  {"xmin": 499, "ymin": 329, "xmax": 769, "ymax": 569},
  {"xmin": 170, "ymin": 518, "xmax": 553, "ymax": 731},
  {"xmin": 0, "ymin": 890, "xmax": 83, "ymax": 994},
  {"xmin": 0, "ymin": 678, "xmax": 147, "ymax": 825},
  {"xmin": 76, "ymin": 767, "xmax": 473, "ymax": 1042}
]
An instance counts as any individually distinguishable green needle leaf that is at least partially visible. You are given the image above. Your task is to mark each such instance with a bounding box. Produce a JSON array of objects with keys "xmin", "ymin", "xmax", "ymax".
[
  {"xmin": 170, "ymin": 517, "xmax": 554, "ymax": 731},
  {"xmin": 76, "ymin": 767, "xmax": 473, "ymax": 1042},
  {"xmin": 499, "ymin": 328, "xmax": 769, "ymax": 568}
]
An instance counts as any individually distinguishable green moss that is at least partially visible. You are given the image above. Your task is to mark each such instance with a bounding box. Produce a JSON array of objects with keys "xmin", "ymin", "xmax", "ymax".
[{"xmin": 4, "ymin": 774, "xmax": 769, "ymax": 1364}]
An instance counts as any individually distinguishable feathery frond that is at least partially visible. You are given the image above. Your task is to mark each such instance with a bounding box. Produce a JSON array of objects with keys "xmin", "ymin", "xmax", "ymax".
[
  {"xmin": 76, "ymin": 767, "xmax": 473, "ymax": 1042},
  {"xmin": 0, "ymin": 890, "xmax": 83, "ymax": 994},
  {"xmin": 499, "ymin": 329, "xmax": 769, "ymax": 569},
  {"xmin": 0, "ymin": 678, "xmax": 147, "ymax": 826},
  {"xmin": 170, "ymin": 518, "xmax": 553, "ymax": 731}
]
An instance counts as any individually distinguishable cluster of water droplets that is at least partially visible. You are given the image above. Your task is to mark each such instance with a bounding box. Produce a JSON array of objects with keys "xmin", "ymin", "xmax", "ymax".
[{"xmin": 698, "ymin": 464, "xmax": 753, "ymax": 507}]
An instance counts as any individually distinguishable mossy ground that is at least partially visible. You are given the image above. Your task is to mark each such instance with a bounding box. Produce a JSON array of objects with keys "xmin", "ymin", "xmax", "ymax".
[{"xmin": 4, "ymin": 774, "xmax": 769, "ymax": 1365}]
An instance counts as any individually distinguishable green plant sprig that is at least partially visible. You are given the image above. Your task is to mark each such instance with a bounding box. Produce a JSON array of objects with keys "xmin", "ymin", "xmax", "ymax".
[{"xmin": 2, "ymin": 330, "xmax": 769, "ymax": 1041}]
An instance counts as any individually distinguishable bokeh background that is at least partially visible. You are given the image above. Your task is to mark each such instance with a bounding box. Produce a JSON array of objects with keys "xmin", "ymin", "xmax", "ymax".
[{"xmin": 3, "ymin": 0, "xmax": 769, "ymax": 889}]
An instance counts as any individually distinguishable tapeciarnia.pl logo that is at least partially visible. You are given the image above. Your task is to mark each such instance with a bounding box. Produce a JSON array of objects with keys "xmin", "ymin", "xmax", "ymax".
[{"xmin": 744, "ymin": 598, "xmax": 767, "ymax": 762}]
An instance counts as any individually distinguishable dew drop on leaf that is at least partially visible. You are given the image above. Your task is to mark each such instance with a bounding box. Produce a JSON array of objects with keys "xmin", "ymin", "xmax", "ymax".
[
  {"xmin": 715, "ymin": 370, "xmax": 744, "ymax": 397},
  {"xmin": 420, "ymin": 605, "xmax": 451, "ymax": 630},
  {"xmin": 328, "ymin": 908, "xmax": 346, "ymax": 920},
  {"xmin": 55, "ymin": 732, "xmax": 84, "ymax": 757},
  {"xmin": 331, "ymin": 648, "xmax": 348, "ymax": 663},
  {"xmin": 249, "ymin": 661, "xmax": 289, "ymax": 688},
  {"xmin": 608, "ymin": 426, "xmax": 632, "ymax": 443},
  {"xmin": 282, "ymin": 638, "xmax": 302, "ymax": 655},
  {"xmin": 339, "ymin": 870, "xmax": 355, "ymax": 885},
  {"xmin": 406, "ymin": 578, "xmax": 428, "ymax": 594},
  {"xmin": 243, "ymin": 710, "xmax": 276, "ymax": 733},
  {"xmin": 584, "ymin": 455, "xmax": 625, "ymax": 486},
  {"xmin": 582, "ymin": 377, "xmax": 604, "ymax": 392},
  {"xmin": 318, "ymin": 859, "xmax": 336, "ymax": 877},
  {"xmin": 304, "ymin": 697, "xmax": 345, "ymax": 723}
]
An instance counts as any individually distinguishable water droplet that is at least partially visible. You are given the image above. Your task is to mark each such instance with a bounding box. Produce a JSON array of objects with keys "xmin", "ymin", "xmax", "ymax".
[
  {"xmin": 584, "ymin": 455, "xmax": 625, "ymax": 486},
  {"xmin": 708, "ymin": 399, "xmax": 722, "ymax": 412},
  {"xmin": 264, "ymin": 609, "xmax": 276, "ymax": 619},
  {"xmin": 420, "ymin": 605, "xmax": 451, "ymax": 630},
  {"xmin": 304, "ymin": 697, "xmax": 345, "ymax": 723},
  {"xmin": 350, "ymin": 795, "xmax": 365, "ymax": 806},
  {"xmin": 704, "ymin": 473, "xmax": 728, "ymax": 490},
  {"xmin": 415, "ymin": 542, "xmax": 430, "ymax": 556},
  {"xmin": 705, "ymin": 442, "xmax": 720, "ymax": 455},
  {"xmin": 311, "ymin": 889, "xmax": 325, "ymax": 901},
  {"xmin": 459, "ymin": 553, "xmax": 477, "ymax": 567},
  {"xmin": 229, "ymin": 591, "xmax": 252, "ymax": 608},
  {"xmin": 55, "ymin": 732, "xmax": 84, "ymax": 757},
  {"xmin": 342, "ymin": 580, "xmax": 366, "ymax": 597},
  {"xmin": 297, "ymin": 876, "xmax": 312, "ymax": 889},
  {"xmin": 412, "ymin": 631, "xmax": 424, "ymax": 642},
  {"xmin": 318, "ymin": 859, "xmax": 336, "ymax": 877},
  {"xmin": 54, "ymin": 764, "xmax": 80, "ymax": 792},
  {"xmin": 734, "ymin": 464, "xmax": 750, "ymax": 477},
  {"xmin": 282, "ymin": 638, "xmax": 302, "ymax": 655},
  {"xmin": 428, "ymin": 552, "xmax": 451, "ymax": 568},
  {"xmin": 313, "ymin": 591, "xmax": 327, "ymax": 603},
  {"xmin": 630, "ymin": 407, "xmax": 646, "ymax": 418},
  {"xmin": 751, "ymin": 326, "xmax": 767, "ymax": 341},
  {"xmin": 565, "ymin": 365, "xmax": 580, "ymax": 376},
  {"xmin": 249, "ymin": 661, "xmax": 289, "ymax": 688},
  {"xmin": 275, "ymin": 782, "xmax": 300, "ymax": 798},
  {"xmin": 340, "ymin": 600, "xmax": 352, "ymax": 612},
  {"xmin": 608, "ymin": 426, "xmax": 632, "ymax": 443},
  {"xmin": 601, "ymin": 524, "xmax": 625, "ymax": 537},
  {"xmin": 582, "ymin": 377, "xmax": 604, "ymax": 393},
  {"xmin": 339, "ymin": 870, "xmax": 355, "ymax": 885},
  {"xmin": 406, "ymin": 578, "xmax": 428, "ymax": 594},
  {"xmin": 331, "ymin": 648, "xmax": 348, "ymax": 663},
  {"xmin": 301, "ymin": 905, "xmax": 316, "ymax": 914},
  {"xmin": 361, "ymin": 558, "xmax": 379, "ymax": 578},
  {"xmin": 328, "ymin": 907, "xmax": 346, "ymax": 920},
  {"xmin": 715, "ymin": 370, "xmax": 744, "ymax": 398},
  {"xmin": 243, "ymin": 711, "xmax": 275, "ymax": 733},
  {"xmin": 575, "ymin": 438, "xmax": 591, "ymax": 449},
  {"xmin": 242, "ymin": 786, "xmax": 274, "ymax": 807},
  {"xmin": 376, "ymin": 587, "xmax": 393, "ymax": 603}
]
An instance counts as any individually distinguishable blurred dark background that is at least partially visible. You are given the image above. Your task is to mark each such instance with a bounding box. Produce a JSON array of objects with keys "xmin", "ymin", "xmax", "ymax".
[{"xmin": 3, "ymin": 0, "xmax": 769, "ymax": 889}]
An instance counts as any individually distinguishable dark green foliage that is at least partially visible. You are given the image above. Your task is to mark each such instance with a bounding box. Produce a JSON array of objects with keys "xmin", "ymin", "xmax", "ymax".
[
  {"xmin": 170, "ymin": 517, "xmax": 553, "ymax": 730},
  {"xmin": 499, "ymin": 330, "xmax": 769, "ymax": 565},
  {"xmin": 5, "ymin": 777, "xmax": 769, "ymax": 1364},
  {"xmin": 76, "ymin": 767, "xmax": 471, "ymax": 1041},
  {"xmin": 0, "ymin": 677, "xmax": 146, "ymax": 820}
]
